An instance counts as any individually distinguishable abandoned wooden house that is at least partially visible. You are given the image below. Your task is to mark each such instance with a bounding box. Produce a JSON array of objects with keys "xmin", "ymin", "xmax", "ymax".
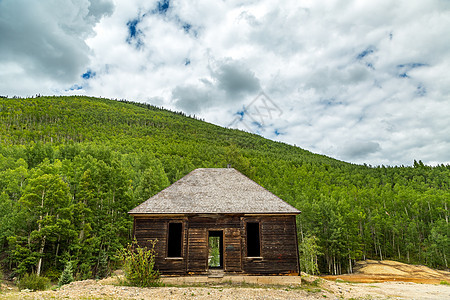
[{"xmin": 128, "ymin": 168, "xmax": 301, "ymax": 275}]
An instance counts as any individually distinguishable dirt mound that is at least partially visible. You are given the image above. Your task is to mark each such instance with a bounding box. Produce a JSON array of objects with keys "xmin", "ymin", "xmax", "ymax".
[
  {"xmin": 322, "ymin": 259, "xmax": 450, "ymax": 284},
  {"xmin": 356, "ymin": 260, "xmax": 450, "ymax": 279}
]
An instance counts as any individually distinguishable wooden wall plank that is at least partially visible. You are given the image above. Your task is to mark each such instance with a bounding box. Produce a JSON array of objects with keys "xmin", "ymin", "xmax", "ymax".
[
  {"xmin": 224, "ymin": 228, "xmax": 242, "ymax": 272},
  {"xmin": 242, "ymin": 215, "xmax": 299, "ymax": 275},
  {"xmin": 134, "ymin": 217, "xmax": 187, "ymax": 275},
  {"xmin": 187, "ymin": 227, "xmax": 208, "ymax": 272}
]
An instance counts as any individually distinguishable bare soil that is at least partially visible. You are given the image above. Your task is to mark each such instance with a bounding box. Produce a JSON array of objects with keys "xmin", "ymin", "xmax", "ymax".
[
  {"xmin": 1, "ymin": 260, "xmax": 449, "ymax": 299},
  {"xmin": 322, "ymin": 259, "xmax": 450, "ymax": 284}
]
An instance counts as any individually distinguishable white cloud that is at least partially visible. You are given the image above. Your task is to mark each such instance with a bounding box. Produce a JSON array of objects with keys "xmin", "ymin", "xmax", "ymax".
[
  {"xmin": 0, "ymin": 0, "xmax": 114, "ymax": 95},
  {"xmin": 1, "ymin": 0, "xmax": 449, "ymax": 166}
]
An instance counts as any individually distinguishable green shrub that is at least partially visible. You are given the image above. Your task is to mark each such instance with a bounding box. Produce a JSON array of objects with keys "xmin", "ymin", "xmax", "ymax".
[
  {"xmin": 116, "ymin": 238, "xmax": 161, "ymax": 287},
  {"xmin": 17, "ymin": 273, "xmax": 50, "ymax": 291},
  {"xmin": 42, "ymin": 267, "xmax": 61, "ymax": 282},
  {"xmin": 58, "ymin": 261, "xmax": 74, "ymax": 287}
]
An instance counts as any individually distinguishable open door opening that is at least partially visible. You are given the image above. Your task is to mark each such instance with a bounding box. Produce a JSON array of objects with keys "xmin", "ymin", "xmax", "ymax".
[{"xmin": 208, "ymin": 231, "xmax": 223, "ymax": 269}]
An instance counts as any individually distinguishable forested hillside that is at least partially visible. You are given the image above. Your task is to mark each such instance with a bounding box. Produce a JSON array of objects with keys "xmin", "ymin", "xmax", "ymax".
[{"xmin": 0, "ymin": 96, "xmax": 448, "ymax": 280}]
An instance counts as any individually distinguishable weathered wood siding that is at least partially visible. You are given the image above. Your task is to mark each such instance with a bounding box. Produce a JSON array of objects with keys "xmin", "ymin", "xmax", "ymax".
[
  {"xmin": 133, "ymin": 214, "xmax": 299, "ymax": 275},
  {"xmin": 134, "ymin": 217, "xmax": 187, "ymax": 275},
  {"xmin": 224, "ymin": 227, "xmax": 242, "ymax": 272},
  {"xmin": 187, "ymin": 227, "xmax": 207, "ymax": 273},
  {"xmin": 242, "ymin": 215, "xmax": 299, "ymax": 275},
  {"xmin": 187, "ymin": 215, "xmax": 241, "ymax": 273}
]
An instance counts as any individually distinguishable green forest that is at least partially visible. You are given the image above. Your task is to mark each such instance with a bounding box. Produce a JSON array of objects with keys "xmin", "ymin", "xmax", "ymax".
[{"xmin": 0, "ymin": 96, "xmax": 448, "ymax": 281}]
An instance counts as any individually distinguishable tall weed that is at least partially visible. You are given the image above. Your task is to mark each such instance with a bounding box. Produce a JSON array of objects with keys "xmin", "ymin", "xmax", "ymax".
[{"xmin": 116, "ymin": 238, "xmax": 161, "ymax": 287}]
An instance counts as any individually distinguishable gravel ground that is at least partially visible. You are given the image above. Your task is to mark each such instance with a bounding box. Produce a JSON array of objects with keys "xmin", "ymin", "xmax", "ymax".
[
  {"xmin": 1, "ymin": 279, "xmax": 332, "ymax": 300},
  {"xmin": 2, "ymin": 276, "xmax": 450, "ymax": 300}
]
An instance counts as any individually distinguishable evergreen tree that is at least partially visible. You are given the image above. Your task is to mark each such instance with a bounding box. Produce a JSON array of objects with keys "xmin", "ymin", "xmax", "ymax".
[{"xmin": 58, "ymin": 261, "xmax": 74, "ymax": 287}]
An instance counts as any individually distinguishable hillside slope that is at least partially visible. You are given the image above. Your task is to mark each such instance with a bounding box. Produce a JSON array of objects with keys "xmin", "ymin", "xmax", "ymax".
[{"xmin": 0, "ymin": 96, "xmax": 448, "ymax": 279}]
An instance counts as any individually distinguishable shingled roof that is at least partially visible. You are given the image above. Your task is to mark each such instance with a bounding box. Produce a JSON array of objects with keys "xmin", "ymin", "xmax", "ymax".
[{"xmin": 128, "ymin": 168, "xmax": 300, "ymax": 215}]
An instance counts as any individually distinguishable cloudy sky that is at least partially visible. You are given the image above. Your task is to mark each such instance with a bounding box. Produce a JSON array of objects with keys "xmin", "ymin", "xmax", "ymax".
[{"xmin": 1, "ymin": 0, "xmax": 449, "ymax": 166}]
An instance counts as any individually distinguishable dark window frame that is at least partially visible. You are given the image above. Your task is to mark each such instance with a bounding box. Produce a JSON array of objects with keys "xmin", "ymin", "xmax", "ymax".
[
  {"xmin": 246, "ymin": 222, "xmax": 261, "ymax": 257},
  {"xmin": 167, "ymin": 222, "xmax": 183, "ymax": 258}
]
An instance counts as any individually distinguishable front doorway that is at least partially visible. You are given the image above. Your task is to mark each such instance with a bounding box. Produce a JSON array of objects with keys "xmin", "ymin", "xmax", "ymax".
[{"xmin": 208, "ymin": 231, "xmax": 223, "ymax": 269}]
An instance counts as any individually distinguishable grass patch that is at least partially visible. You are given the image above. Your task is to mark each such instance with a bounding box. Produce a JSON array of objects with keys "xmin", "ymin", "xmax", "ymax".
[
  {"xmin": 305, "ymin": 288, "xmax": 322, "ymax": 293},
  {"xmin": 440, "ymin": 280, "xmax": 449, "ymax": 285},
  {"xmin": 301, "ymin": 276, "xmax": 321, "ymax": 286}
]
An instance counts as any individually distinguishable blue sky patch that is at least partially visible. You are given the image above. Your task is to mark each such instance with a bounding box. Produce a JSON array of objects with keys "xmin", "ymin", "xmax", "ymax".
[
  {"xmin": 170, "ymin": 15, "xmax": 198, "ymax": 37},
  {"xmin": 126, "ymin": 18, "xmax": 144, "ymax": 48},
  {"xmin": 67, "ymin": 84, "xmax": 83, "ymax": 91},
  {"xmin": 182, "ymin": 22, "xmax": 198, "ymax": 37},
  {"xmin": 157, "ymin": 0, "xmax": 170, "ymax": 15},
  {"xmin": 237, "ymin": 110, "xmax": 245, "ymax": 116},
  {"xmin": 396, "ymin": 63, "xmax": 427, "ymax": 78},
  {"xmin": 274, "ymin": 129, "xmax": 283, "ymax": 136},
  {"xmin": 356, "ymin": 47, "xmax": 374, "ymax": 60},
  {"xmin": 397, "ymin": 63, "xmax": 426, "ymax": 69},
  {"xmin": 82, "ymin": 70, "xmax": 95, "ymax": 80},
  {"xmin": 182, "ymin": 23, "xmax": 191, "ymax": 33},
  {"xmin": 251, "ymin": 121, "xmax": 263, "ymax": 129},
  {"xmin": 127, "ymin": 19, "xmax": 139, "ymax": 39}
]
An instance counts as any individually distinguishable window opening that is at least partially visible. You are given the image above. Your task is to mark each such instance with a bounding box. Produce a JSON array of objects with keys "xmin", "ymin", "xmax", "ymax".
[
  {"xmin": 246, "ymin": 222, "xmax": 260, "ymax": 257},
  {"xmin": 167, "ymin": 222, "xmax": 182, "ymax": 257}
]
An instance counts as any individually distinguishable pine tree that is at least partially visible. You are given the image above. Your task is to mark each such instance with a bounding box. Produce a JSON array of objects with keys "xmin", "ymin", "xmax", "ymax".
[{"xmin": 58, "ymin": 261, "xmax": 74, "ymax": 287}]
